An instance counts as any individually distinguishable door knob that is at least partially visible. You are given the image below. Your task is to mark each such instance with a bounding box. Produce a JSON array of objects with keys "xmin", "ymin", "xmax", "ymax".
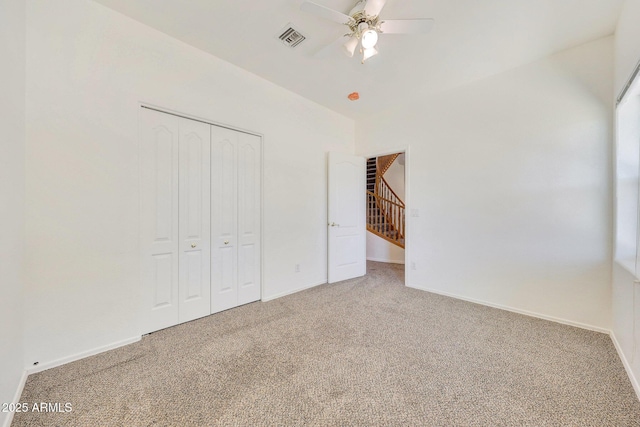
[
  {"xmin": 329, "ymin": 222, "xmax": 340, "ymax": 227},
  {"xmin": 191, "ymin": 243, "xmax": 197, "ymax": 248},
  {"xmin": 224, "ymin": 240, "xmax": 229, "ymax": 245}
]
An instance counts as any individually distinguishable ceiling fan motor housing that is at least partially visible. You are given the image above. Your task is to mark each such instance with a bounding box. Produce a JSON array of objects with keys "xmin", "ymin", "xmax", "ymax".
[{"xmin": 348, "ymin": 10, "xmax": 382, "ymax": 39}]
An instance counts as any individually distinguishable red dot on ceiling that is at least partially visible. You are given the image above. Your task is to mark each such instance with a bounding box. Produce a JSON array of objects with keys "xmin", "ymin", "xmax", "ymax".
[{"xmin": 348, "ymin": 92, "xmax": 360, "ymax": 101}]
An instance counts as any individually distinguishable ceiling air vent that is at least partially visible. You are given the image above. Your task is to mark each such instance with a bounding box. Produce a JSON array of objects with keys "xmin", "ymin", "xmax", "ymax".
[{"xmin": 278, "ymin": 24, "xmax": 306, "ymax": 48}]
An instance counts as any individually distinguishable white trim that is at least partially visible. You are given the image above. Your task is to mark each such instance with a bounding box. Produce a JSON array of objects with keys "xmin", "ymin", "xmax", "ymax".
[
  {"xmin": 261, "ymin": 280, "xmax": 326, "ymax": 302},
  {"xmin": 366, "ymin": 257, "xmax": 405, "ymax": 264},
  {"xmin": 363, "ymin": 146, "xmax": 407, "ymax": 159},
  {"xmin": 405, "ymin": 146, "xmax": 411, "ymax": 286},
  {"xmin": 408, "ymin": 284, "xmax": 610, "ymax": 334},
  {"xmin": 610, "ymin": 331, "xmax": 640, "ymax": 401},
  {"xmin": 260, "ymin": 135, "xmax": 265, "ymax": 313},
  {"xmin": 139, "ymin": 104, "xmax": 262, "ymax": 138},
  {"xmin": 25, "ymin": 336, "xmax": 141, "ymax": 375},
  {"xmin": 616, "ymin": 56, "xmax": 640, "ymax": 106},
  {"xmin": 2, "ymin": 370, "xmax": 29, "ymax": 427},
  {"xmin": 615, "ymin": 258, "xmax": 639, "ymax": 279}
]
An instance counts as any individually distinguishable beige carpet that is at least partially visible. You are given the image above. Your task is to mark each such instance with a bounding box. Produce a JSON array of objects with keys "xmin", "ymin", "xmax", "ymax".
[{"xmin": 13, "ymin": 262, "xmax": 640, "ymax": 426}]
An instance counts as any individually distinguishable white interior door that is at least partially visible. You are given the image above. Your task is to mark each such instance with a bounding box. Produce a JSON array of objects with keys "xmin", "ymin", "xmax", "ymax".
[
  {"xmin": 178, "ymin": 118, "xmax": 211, "ymax": 323},
  {"xmin": 237, "ymin": 133, "xmax": 261, "ymax": 305},
  {"xmin": 140, "ymin": 108, "xmax": 180, "ymax": 333},
  {"xmin": 211, "ymin": 126, "xmax": 239, "ymax": 313},
  {"xmin": 328, "ymin": 151, "xmax": 366, "ymax": 283}
]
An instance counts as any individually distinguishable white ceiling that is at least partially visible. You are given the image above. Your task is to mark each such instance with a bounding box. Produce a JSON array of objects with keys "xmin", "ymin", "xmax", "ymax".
[{"xmin": 91, "ymin": 0, "xmax": 624, "ymax": 120}]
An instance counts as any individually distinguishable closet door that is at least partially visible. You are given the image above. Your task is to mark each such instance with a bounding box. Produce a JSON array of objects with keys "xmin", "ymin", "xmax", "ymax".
[
  {"xmin": 237, "ymin": 133, "xmax": 261, "ymax": 305},
  {"xmin": 140, "ymin": 108, "xmax": 180, "ymax": 333},
  {"xmin": 178, "ymin": 119, "xmax": 211, "ymax": 322},
  {"xmin": 211, "ymin": 126, "xmax": 239, "ymax": 313},
  {"xmin": 141, "ymin": 108, "xmax": 212, "ymax": 333}
]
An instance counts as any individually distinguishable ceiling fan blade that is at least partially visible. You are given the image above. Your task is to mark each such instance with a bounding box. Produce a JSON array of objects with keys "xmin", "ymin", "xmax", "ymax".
[
  {"xmin": 380, "ymin": 19, "xmax": 435, "ymax": 34},
  {"xmin": 300, "ymin": 1, "xmax": 352, "ymax": 25},
  {"xmin": 313, "ymin": 35, "xmax": 352, "ymax": 58},
  {"xmin": 364, "ymin": 0, "xmax": 387, "ymax": 16}
]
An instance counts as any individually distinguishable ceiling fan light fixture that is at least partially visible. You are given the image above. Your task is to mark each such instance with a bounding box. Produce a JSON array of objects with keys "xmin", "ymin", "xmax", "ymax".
[
  {"xmin": 362, "ymin": 46, "xmax": 378, "ymax": 63},
  {"xmin": 361, "ymin": 29, "xmax": 378, "ymax": 49},
  {"xmin": 299, "ymin": 0, "xmax": 434, "ymax": 64},
  {"xmin": 343, "ymin": 36, "xmax": 359, "ymax": 57}
]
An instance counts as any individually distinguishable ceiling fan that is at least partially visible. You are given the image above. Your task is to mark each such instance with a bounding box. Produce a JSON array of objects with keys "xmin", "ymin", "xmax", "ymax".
[{"xmin": 300, "ymin": 0, "xmax": 434, "ymax": 63}]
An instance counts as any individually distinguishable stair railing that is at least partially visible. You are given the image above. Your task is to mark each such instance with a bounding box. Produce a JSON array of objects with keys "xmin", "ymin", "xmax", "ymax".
[
  {"xmin": 367, "ymin": 185, "xmax": 405, "ymax": 248},
  {"xmin": 376, "ymin": 175, "xmax": 404, "ymax": 209},
  {"xmin": 377, "ymin": 175, "xmax": 405, "ymax": 241}
]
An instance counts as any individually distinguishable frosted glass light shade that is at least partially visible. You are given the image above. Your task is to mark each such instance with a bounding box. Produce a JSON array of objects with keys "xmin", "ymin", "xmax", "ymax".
[
  {"xmin": 343, "ymin": 36, "xmax": 359, "ymax": 57},
  {"xmin": 361, "ymin": 29, "xmax": 378, "ymax": 49},
  {"xmin": 362, "ymin": 46, "xmax": 378, "ymax": 62}
]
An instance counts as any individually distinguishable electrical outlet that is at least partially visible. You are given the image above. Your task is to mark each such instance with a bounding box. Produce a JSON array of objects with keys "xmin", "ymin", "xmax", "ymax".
[
  {"xmin": 295, "ymin": 264, "xmax": 300, "ymax": 273},
  {"xmin": 411, "ymin": 262, "xmax": 416, "ymax": 270}
]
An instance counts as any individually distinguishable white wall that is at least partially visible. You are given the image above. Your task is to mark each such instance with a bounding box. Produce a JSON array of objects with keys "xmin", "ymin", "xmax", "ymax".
[
  {"xmin": 366, "ymin": 233, "xmax": 405, "ymax": 264},
  {"xmin": 367, "ymin": 155, "xmax": 405, "ymax": 264},
  {"xmin": 0, "ymin": 0, "xmax": 25, "ymax": 425},
  {"xmin": 357, "ymin": 37, "xmax": 614, "ymax": 330},
  {"xmin": 612, "ymin": 0, "xmax": 640, "ymax": 398},
  {"xmin": 24, "ymin": 0, "xmax": 354, "ymax": 368}
]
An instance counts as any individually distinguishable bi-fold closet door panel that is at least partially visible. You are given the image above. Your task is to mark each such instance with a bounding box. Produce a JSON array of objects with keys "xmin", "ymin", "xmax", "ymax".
[
  {"xmin": 140, "ymin": 108, "xmax": 211, "ymax": 334},
  {"xmin": 237, "ymin": 133, "xmax": 261, "ymax": 306},
  {"xmin": 211, "ymin": 126, "xmax": 238, "ymax": 313},
  {"xmin": 178, "ymin": 118, "xmax": 212, "ymax": 324},
  {"xmin": 140, "ymin": 109, "xmax": 180, "ymax": 333},
  {"xmin": 211, "ymin": 127, "xmax": 261, "ymax": 314}
]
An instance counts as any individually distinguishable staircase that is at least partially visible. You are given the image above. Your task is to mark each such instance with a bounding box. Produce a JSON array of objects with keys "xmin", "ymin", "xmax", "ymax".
[
  {"xmin": 366, "ymin": 153, "xmax": 405, "ymax": 248},
  {"xmin": 366, "ymin": 158, "xmax": 377, "ymax": 193}
]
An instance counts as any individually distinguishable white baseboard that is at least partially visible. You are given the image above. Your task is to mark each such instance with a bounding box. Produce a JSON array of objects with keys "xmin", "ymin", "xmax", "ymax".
[
  {"xmin": 407, "ymin": 284, "xmax": 610, "ymax": 334},
  {"xmin": 2, "ymin": 370, "xmax": 29, "ymax": 427},
  {"xmin": 367, "ymin": 257, "xmax": 405, "ymax": 265},
  {"xmin": 610, "ymin": 331, "xmax": 640, "ymax": 401},
  {"xmin": 261, "ymin": 280, "xmax": 326, "ymax": 302},
  {"xmin": 25, "ymin": 336, "xmax": 141, "ymax": 375}
]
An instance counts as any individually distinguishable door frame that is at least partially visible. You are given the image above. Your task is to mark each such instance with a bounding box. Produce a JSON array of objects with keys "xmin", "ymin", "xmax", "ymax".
[
  {"xmin": 361, "ymin": 145, "xmax": 410, "ymax": 287},
  {"xmin": 138, "ymin": 103, "xmax": 265, "ymax": 332}
]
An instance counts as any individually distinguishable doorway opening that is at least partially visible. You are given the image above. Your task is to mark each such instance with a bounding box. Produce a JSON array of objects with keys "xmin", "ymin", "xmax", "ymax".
[{"xmin": 365, "ymin": 152, "xmax": 406, "ymax": 267}]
